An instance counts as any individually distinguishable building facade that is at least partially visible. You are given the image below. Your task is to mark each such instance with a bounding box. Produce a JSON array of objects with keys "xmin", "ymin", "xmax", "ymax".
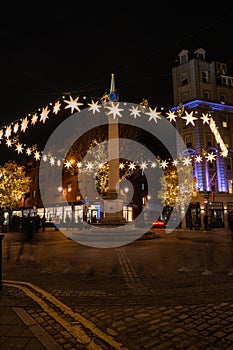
[{"xmin": 172, "ymin": 48, "xmax": 233, "ymax": 229}]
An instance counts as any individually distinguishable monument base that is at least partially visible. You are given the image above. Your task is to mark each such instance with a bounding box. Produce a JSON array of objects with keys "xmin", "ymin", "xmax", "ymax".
[{"xmin": 100, "ymin": 195, "xmax": 126, "ymax": 225}]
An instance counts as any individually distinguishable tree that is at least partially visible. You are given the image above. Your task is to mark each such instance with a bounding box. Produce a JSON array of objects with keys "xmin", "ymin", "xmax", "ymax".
[{"xmin": 0, "ymin": 161, "xmax": 31, "ymax": 215}]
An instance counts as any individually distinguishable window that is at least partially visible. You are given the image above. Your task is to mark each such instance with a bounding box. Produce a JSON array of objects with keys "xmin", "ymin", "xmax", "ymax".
[
  {"xmin": 180, "ymin": 73, "xmax": 188, "ymax": 86},
  {"xmin": 223, "ymin": 135, "xmax": 230, "ymax": 148},
  {"xmin": 220, "ymin": 94, "xmax": 226, "ymax": 104},
  {"xmin": 184, "ymin": 134, "xmax": 193, "ymax": 148},
  {"xmin": 202, "ymin": 71, "xmax": 209, "ymax": 83},
  {"xmin": 222, "ymin": 121, "xmax": 228, "ymax": 128},
  {"xmin": 181, "ymin": 54, "xmax": 188, "ymax": 64},
  {"xmin": 203, "ymin": 90, "xmax": 210, "ymax": 100},
  {"xmin": 206, "ymin": 133, "xmax": 213, "ymax": 147},
  {"xmin": 67, "ymin": 183, "xmax": 72, "ymax": 193},
  {"xmin": 181, "ymin": 92, "xmax": 189, "ymax": 103},
  {"xmin": 32, "ymin": 190, "xmax": 36, "ymax": 199},
  {"xmin": 226, "ymin": 157, "xmax": 232, "ymax": 170}
]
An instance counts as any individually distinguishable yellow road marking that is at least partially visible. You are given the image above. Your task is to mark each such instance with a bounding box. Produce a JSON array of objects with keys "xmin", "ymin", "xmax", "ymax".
[{"xmin": 3, "ymin": 280, "xmax": 128, "ymax": 350}]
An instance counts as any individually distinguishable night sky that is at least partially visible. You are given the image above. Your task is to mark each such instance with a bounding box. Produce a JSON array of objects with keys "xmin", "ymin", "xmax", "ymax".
[{"xmin": 0, "ymin": 2, "xmax": 233, "ymax": 163}]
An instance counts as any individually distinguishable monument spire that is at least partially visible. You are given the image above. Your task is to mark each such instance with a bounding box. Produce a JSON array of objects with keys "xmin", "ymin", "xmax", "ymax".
[{"xmin": 109, "ymin": 73, "xmax": 119, "ymax": 102}]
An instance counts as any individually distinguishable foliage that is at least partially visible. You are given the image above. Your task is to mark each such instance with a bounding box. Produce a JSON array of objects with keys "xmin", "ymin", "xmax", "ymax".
[
  {"xmin": 157, "ymin": 157, "xmax": 195, "ymax": 208},
  {"xmin": 0, "ymin": 161, "xmax": 31, "ymax": 209}
]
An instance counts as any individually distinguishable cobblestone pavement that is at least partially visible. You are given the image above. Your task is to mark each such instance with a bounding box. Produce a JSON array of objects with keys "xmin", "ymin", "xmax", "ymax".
[{"xmin": 1, "ymin": 228, "xmax": 233, "ymax": 349}]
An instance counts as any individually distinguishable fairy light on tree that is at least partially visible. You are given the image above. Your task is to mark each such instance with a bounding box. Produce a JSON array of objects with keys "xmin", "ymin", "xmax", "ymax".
[{"xmin": 0, "ymin": 161, "xmax": 31, "ymax": 224}]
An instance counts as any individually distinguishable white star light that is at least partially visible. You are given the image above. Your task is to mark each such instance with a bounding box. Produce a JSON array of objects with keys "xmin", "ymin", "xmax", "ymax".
[
  {"xmin": 182, "ymin": 157, "xmax": 192, "ymax": 166},
  {"xmin": 105, "ymin": 102, "xmax": 124, "ymax": 119},
  {"xmin": 172, "ymin": 159, "xmax": 179, "ymax": 166},
  {"xmin": 13, "ymin": 123, "xmax": 19, "ymax": 133},
  {"xmin": 140, "ymin": 161, "xmax": 148, "ymax": 170},
  {"xmin": 166, "ymin": 110, "xmax": 177, "ymax": 122},
  {"xmin": 40, "ymin": 106, "xmax": 50, "ymax": 123},
  {"xmin": 26, "ymin": 147, "xmax": 32, "ymax": 156},
  {"xmin": 200, "ymin": 113, "xmax": 210, "ymax": 124},
  {"xmin": 34, "ymin": 150, "xmax": 41, "ymax": 160},
  {"xmin": 42, "ymin": 154, "xmax": 47, "ymax": 162},
  {"xmin": 77, "ymin": 162, "xmax": 82, "ymax": 168},
  {"xmin": 53, "ymin": 101, "xmax": 61, "ymax": 115},
  {"xmin": 31, "ymin": 113, "xmax": 38, "ymax": 125},
  {"xmin": 88, "ymin": 100, "xmax": 101, "ymax": 114},
  {"xmin": 181, "ymin": 111, "xmax": 198, "ymax": 126},
  {"xmin": 21, "ymin": 117, "xmax": 29, "ymax": 132},
  {"xmin": 6, "ymin": 139, "xmax": 12, "ymax": 147},
  {"xmin": 49, "ymin": 157, "xmax": 55, "ymax": 166},
  {"xmin": 0, "ymin": 130, "xmax": 3, "ymax": 139},
  {"xmin": 195, "ymin": 155, "xmax": 203, "ymax": 163},
  {"xmin": 151, "ymin": 161, "xmax": 157, "ymax": 168},
  {"xmin": 160, "ymin": 160, "xmax": 168, "ymax": 169},
  {"xmin": 64, "ymin": 160, "xmax": 71, "ymax": 168},
  {"xmin": 64, "ymin": 96, "xmax": 83, "ymax": 114},
  {"xmin": 146, "ymin": 107, "xmax": 162, "ymax": 123},
  {"xmin": 119, "ymin": 163, "xmax": 125, "ymax": 169},
  {"xmin": 205, "ymin": 152, "xmax": 216, "ymax": 162},
  {"xmin": 15, "ymin": 142, "xmax": 23, "ymax": 154},
  {"xmin": 5, "ymin": 126, "xmax": 12, "ymax": 138},
  {"xmin": 129, "ymin": 105, "xmax": 141, "ymax": 119},
  {"xmin": 129, "ymin": 162, "xmax": 136, "ymax": 170},
  {"xmin": 86, "ymin": 162, "xmax": 93, "ymax": 171}
]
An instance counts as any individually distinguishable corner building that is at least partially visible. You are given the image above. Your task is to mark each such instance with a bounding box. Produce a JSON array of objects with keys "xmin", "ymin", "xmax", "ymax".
[{"xmin": 172, "ymin": 48, "xmax": 233, "ymax": 229}]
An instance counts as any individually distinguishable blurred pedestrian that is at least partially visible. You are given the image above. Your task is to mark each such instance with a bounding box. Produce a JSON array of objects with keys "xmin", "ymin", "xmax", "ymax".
[
  {"xmin": 41, "ymin": 215, "xmax": 46, "ymax": 232},
  {"xmin": 204, "ymin": 214, "xmax": 208, "ymax": 230},
  {"xmin": 16, "ymin": 214, "xmax": 36, "ymax": 264}
]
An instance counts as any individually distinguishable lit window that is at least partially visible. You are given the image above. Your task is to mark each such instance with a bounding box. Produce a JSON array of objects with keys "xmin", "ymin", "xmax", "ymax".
[
  {"xmin": 202, "ymin": 71, "xmax": 209, "ymax": 83},
  {"xmin": 67, "ymin": 183, "xmax": 72, "ymax": 192},
  {"xmin": 222, "ymin": 121, "xmax": 228, "ymax": 128}
]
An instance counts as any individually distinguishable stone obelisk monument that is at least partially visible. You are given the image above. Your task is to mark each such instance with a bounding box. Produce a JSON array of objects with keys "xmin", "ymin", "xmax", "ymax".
[{"xmin": 101, "ymin": 74, "xmax": 125, "ymax": 225}]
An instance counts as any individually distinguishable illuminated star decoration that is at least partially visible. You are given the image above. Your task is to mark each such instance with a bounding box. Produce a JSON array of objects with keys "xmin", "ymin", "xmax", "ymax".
[
  {"xmin": 5, "ymin": 126, "xmax": 12, "ymax": 138},
  {"xmin": 31, "ymin": 113, "xmax": 38, "ymax": 125},
  {"xmin": 53, "ymin": 101, "xmax": 61, "ymax": 115},
  {"xmin": 64, "ymin": 160, "xmax": 71, "ymax": 169},
  {"xmin": 0, "ymin": 130, "xmax": 3, "ymax": 141},
  {"xmin": 200, "ymin": 113, "xmax": 210, "ymax": 124},
  {"xmin": 129, "ymin": 162, "xmax": 136, "ymax": 170},
  {"xmin": 64, "ymin": 96, "xmax": 83, "ymax": 114},
  {"xmin": 6, "ymin": 139, "xmax": 12, "ymax": 147},
  {"xmin": 105, "ymin": 102, "xmax": 124, "ymax": 119},
  {"xmin": 15, "ymin": 142, "xmax": 23, "ymax": 154},
  {"xmin": 140, "ymin": 161, "xmax": 148, "ymax": 170},
  {"xmin": 160, "ymin": 160, "xmax": 168, "ymax": 169},
  {"xmin": 88, "ymin": 100, "xmax": 101, "ymax": 114},
  {"xmin": 151, "ymin": 161, "xmax": 157, "ymax": 168},
  {"xmin": 182, "ymin": 157, "xmax": 192, "ymax": 166},
  {"xmin": 40, "ymin": 106, "xmax": 50, "ymax": 123},
  {"xmin": 205, "ymin": 152, "xmax": 216, "ymax": 162},
  {"xmin": 119, "ymin": 163, "xmax": 125, "ymax": 169},
  {"xmin": 172, "ymin": 159, "xmax": 179, "ymax": 166},
  {"xmin": 181, "ymin": 111, "xmax": 198, "ymax": 126},
  {"xmin": 146, "ymin": 107, "xmax": 162, "ymax": 123},
  {"xmin": 129, "ymin": 105, "xmax": 141, "ymax": 119},
  {"xmin": 21, "ymin": 117, "xmax": 29, "ymax": 132},
  {"xmin": 49, "ymin": 157, "xmax": 55, "ymax": 166},
  {"xmin": 34, "ymin": 150, "xmax": 41, "ymax": 160},
  {"xmin": 166, "ymin": 110, "xmax": 177, "ymax": 122},
  {"xmin": 13, "ymin": 123, "xmax": 19, "ymax": 134},
  {"xmin": 86, "ymin": 162, "xmax": 94, "ymax": 171},
  {"xmin": 26, "ymin": 147, "xmax": 32, "ymax": 156},
  {"xmin": 195, "ymin": 155, "xmax": 202, "ymax": 163}
]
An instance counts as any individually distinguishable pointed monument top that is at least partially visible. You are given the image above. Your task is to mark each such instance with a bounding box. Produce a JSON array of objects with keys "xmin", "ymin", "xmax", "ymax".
[{"xmin": 109, "ymin": 73, "xmax": 119, "ymax": 101}]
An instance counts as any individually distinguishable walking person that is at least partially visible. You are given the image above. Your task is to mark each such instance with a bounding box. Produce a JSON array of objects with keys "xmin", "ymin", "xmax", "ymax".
[
  {"xmin": 204, "ymin": 214, "xmax": 209, "ymax": 231},
  {"xmin": 16, "ymin": 214, "xmax": 36, "ymax": 264},
  {"xmin": 41, "ymin": 215, "xmax": 46, "ymax": 232}
]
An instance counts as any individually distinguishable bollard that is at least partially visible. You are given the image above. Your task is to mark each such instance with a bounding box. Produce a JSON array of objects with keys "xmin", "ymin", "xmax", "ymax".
[{"xmin": 0, "ymin": 234, "xmax": 4, "ymax": 291}]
